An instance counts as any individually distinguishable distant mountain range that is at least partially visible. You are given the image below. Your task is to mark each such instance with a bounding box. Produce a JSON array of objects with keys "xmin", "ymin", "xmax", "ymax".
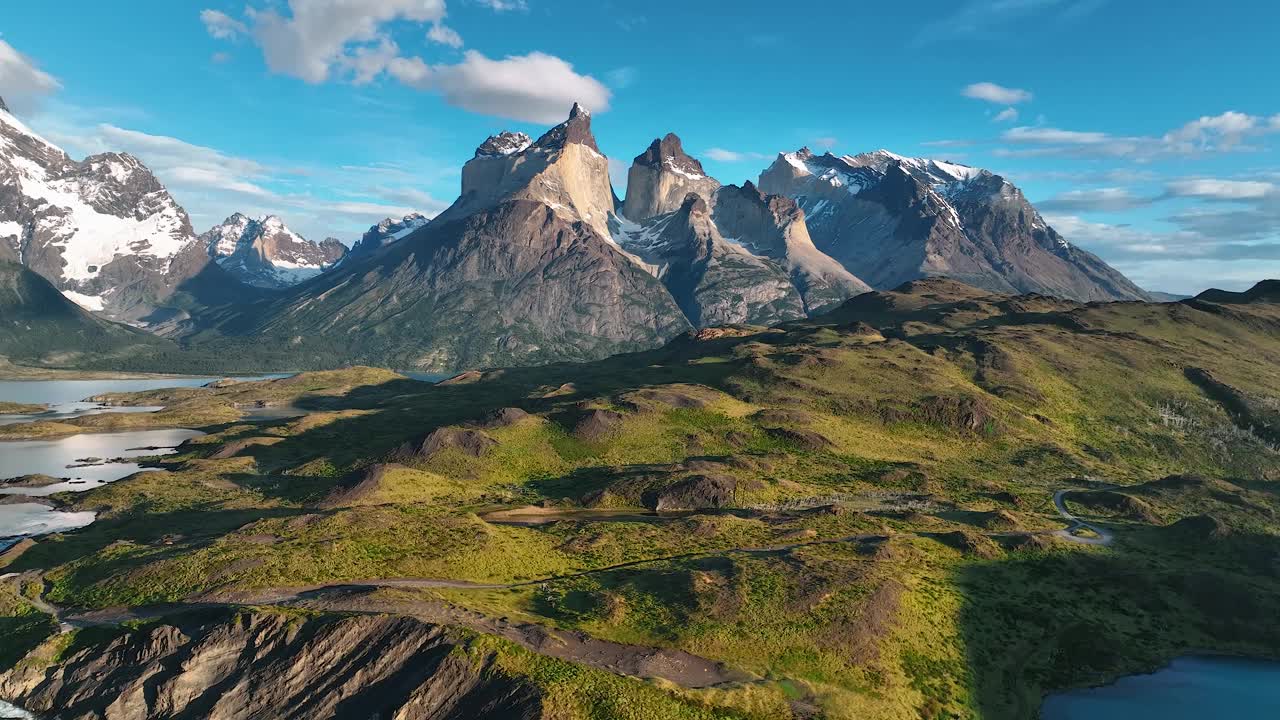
[{"xmin": 0, "ymin": 96, "xmax": 1243, "ymax": 372}]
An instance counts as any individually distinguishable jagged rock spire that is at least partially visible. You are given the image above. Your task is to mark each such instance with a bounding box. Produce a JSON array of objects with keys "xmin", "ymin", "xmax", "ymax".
[
  {"xmin": 533, "ymin": 103, "xmax": 601, "ymax": 153},
  {"xmin": 634, "ymin": 133, "xmax": 706, "ymax": 177},
  {"xmin": 475, "ymin": 131, "xmax": 532, "ymax": 158},
  {"xmin": 622, "ymin": 132, "xmax": 720, "ymax": 221}
]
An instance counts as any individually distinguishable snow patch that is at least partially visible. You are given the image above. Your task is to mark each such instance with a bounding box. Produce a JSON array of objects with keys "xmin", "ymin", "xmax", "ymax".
[{"xmin": 61, "ymin": 290, "xmax": 105, "ymax": 312}]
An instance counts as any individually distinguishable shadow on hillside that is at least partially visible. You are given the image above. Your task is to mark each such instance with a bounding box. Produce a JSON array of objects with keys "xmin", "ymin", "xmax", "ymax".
[
  {"xmin": 205, "ymin": 343, "xmax": 760, "ymax": 503},
  {"xmin": 8, "ymin": 505, "xmax": 307, "ymax": 588},
  {"xmin": 954, "ymin": 529, "xmax": 1280, "ymax": 720}
]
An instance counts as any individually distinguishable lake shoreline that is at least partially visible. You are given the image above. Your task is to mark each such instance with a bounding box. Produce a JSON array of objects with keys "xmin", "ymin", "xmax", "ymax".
[{"xmin": 1040, "ymin": 652, "xmax": 1280, "ymax": 718}]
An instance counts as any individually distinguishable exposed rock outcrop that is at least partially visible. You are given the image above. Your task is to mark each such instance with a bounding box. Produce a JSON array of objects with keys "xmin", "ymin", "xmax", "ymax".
[
  {"xmin": 613, "ymin": 193, "xmax": 805, "ymax": 327},
  {"xmin": 712, "ymin": 181, "xmax": 870, "ymax": 311},
  {"xmin": 650, "ymin": 473, "xmax": 737, "ymax": 511},
  {"xmin": 0, "ymin": 611, "xmax": 543, "ymax": 720}
]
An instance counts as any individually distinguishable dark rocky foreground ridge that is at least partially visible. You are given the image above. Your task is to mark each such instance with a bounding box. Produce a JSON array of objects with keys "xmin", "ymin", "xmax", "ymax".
[{"xmin": 0, "ymin": 611, "xmax": 542, "ymax": 720}]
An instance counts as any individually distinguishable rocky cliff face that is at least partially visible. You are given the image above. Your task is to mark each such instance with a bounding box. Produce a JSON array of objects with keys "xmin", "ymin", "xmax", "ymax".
[
  {"xmin": 614, "ymin": 193, "xmax": 804, "ymax": 327},
  {"xmin": 614, "ymin": 133, "xmax": 869, "ymax": 322},
  {"xmin": 201, "ymin": 214, "xmax": 348, "ymax": 289},
  {"xmin": 712, "ymin": 181, "xmax": 871, "ymax": 312},
  {"xmin": 758, "ymin": 148, "xmax": 1150, "ymax": 302},
  {"xmin": 621, "ymin": 133, "xmax": 721, "ymax": 221},
  {"xmin": 216, "ymin": 197, "xmax": 691, "ymax": 370},
  {"xmin": 0, "ymin": 611, "xmax": 542, "ymax": 720},
  {"xmin": 0, "ymin": 103, "xmax": 216, "ymax": 321},
  {"xmin": 196, "ymin": 106, "xmax": 692, "ymax": 371},
  {"xmin": 434, "ymin": 103, "xmax": 616, "ymax": 239}
]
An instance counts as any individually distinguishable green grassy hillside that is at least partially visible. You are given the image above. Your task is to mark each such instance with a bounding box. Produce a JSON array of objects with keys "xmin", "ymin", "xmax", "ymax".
[
  {"xmin": 0, "ymin": 261, "xmax": 174, "ymax": 367},
  {"xmin": 3, "ymin": 278, "xmax": 1279, "ymax": 719}
]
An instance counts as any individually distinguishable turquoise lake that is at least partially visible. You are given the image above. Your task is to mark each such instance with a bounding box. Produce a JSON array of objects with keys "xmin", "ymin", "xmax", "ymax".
[{"xmin": 1040, "ymin": 655, "xmax": 1280, "ymax": 718}]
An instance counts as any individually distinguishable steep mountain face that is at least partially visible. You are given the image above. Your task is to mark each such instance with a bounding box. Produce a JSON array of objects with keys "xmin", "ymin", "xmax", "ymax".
[
  {"xmin": 433, "ymin": 103, "xmax": 615, "ymax": 239},
  {"xmin": 0, "ymin": 260, "xmax": 171, "ymax": 363},
  {"xmin": 758, "ymin": 148, "xmax": 1150, "ymax": 302},
  {"xmin": 621, "ymin": 133, "xmax": 721, "ymax": 220},
  {"xmin": 711, "ymin": 181, "xmax": 871, "ymax": 312},
  {"xmin": 208, "ymin": 199, "xmax": 690, "ymax": 370},
  {"xmin": 616, "ymin": 133, "xmax": 869, "ymax": 319},
  {"xmin": 201, "ymin": 213, "xmax": 347, "ymax": 288},
  {"xmin": 613, "ymin": 193, "xmax": 804, "ymax": 327},
  {"xmin": 195, "ymin": 106, "xmax": 691, "ymax": 370},
  {"xmin": 0, "ymin": 101, "xmax": 217, "ymax": 321},
  {"xmin": 349, "ymin": 212, "xmax": 430, "ymax": 258}
]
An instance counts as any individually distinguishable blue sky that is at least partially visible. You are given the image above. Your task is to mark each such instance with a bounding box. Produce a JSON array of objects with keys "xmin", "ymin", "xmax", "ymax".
[{"xmin": 1, "ymin": 0, "xmax": 1278, "ymax": 294}]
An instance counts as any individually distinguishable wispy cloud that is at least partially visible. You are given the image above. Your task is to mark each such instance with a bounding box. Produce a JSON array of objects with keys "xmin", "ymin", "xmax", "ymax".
[
  {"xmin": 472, "ymin": 0, "xmax": 528, "ymax": 10},
  {"xmin": 913, "ymin": 0, "xmax": 1107, "ymax": 47},
  {"xmin": 963, "ymin": 82, "xmax": 1032, "ymax": 105},
  {"xmin": 704, "ymin": 148, "xmax": 770, "ymax": 163},
  {"xmin": 199, "ymin": 9, "xmax": 248, "ymax": 40},
  {"xmin": 1038, "ymin": 187, "xmax": 1155, "ymax": 212},
  {"xmin": 0, "ymin": 39, "xmax": 61, "ymax": 114},
  {"xmin": 1165, "ymin": 178, "xmax": 1276, "ymax": 201},
  {"xmin": 993, "ymin": 107, "xmax": 1019, "ymax": 123},
  {"xmin": 1000, "ymin": 111, "xmax": 1280, "ymax": 159}
]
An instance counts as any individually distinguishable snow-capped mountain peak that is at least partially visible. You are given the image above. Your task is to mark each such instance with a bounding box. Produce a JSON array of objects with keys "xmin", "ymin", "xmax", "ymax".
[
  {"xmin": 475, "ymin": 132, "xmax": 532, "ymax": 158},
  {"xmin": 0, "ymin": 100, "xmax": 205, "ymax": 320},
  {"xmin": 200, "ymin": 213, "xmax": 347, "ymax": 289},
  {"xmin": 759, "ymin": 146, "xmax": 1149, "ymax": 302}
]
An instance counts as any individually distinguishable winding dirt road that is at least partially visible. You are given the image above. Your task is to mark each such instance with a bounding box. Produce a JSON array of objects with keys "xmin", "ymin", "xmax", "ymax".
[{"xmin": 1051, "ymin": 489, "xmax": 1114, "ymax": 546}]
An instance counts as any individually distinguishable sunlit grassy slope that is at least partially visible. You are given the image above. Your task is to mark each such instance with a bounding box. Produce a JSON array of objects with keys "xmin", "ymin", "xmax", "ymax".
[{"xmin": 4, "ymin": 278, "xmax": 1279, "ymax": 719}]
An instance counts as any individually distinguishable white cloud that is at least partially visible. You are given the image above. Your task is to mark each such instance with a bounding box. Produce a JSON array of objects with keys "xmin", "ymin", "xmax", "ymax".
[
  {"xmin": 704, "ymin": 148, "xmax": 769, "ymax": 163},
  {"xmin": 205, "ymin": 2, "xmax": 610, "ymax": 123},
  {"xmin": 1163, "ymin": 111, "xmax": 1260, "ymax": 151},
  {"xmin": 1000, "ymin": 111, "xmax": 1280, "ymax": 159},
  {"xmin": 1003, "ymin": 126, "xmax": 1114, "ymax": 145},
  {"xmin": 963, "ymin": 82, "xmax": 1032, "ymax": 105},
  {"xmin": 993, "ymin": 107, "xmax": 1019, "ymax": 123},
  {"xmin": 812, "ymin": 136, "xmax": 838, "ymax": 151},
  {"xmin": 387, "ymin": 50, "xmax": 610, "ymax": 123},
  {"xmin": 200, "ymin": 9, "xmax": 248, "ymax": 39},
  {"xmin": 0, "ymin": 39, "xmax": 62, "ymax": 114},
  {"xmin": 427, "ymin": 22, "xmax": 464, "ymax": 48},
  {"xmin": 1166, "ymin": 179, "xmax": 1276, "ymax": 201},
  {"xmin": 45, "ymin": 120, "xmax": 448, "ymax": 241},
  {"xmin": 87, "ymin": 124, "xmax": 271, "ymax": 195},
  {"xmin": 340, "ymin": 39, "xmax": 402, "ymax": 84},
  {"xmin": 237, "ymin": 0, "xmax": 448, "ymax": 83}
]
